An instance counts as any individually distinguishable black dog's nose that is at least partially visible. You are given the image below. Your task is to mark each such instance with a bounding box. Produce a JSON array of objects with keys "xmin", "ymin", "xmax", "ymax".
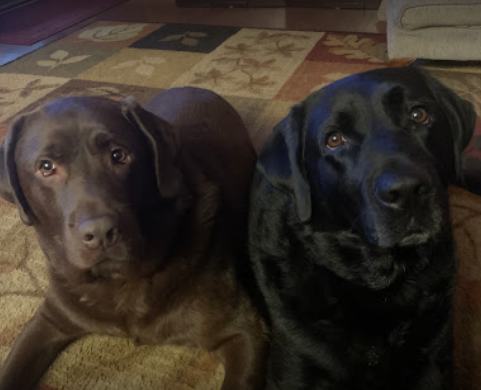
[
  {"xmin": 375, "ymin": 171, "xmax": 432, "ymax": 209},
  {"xmin": 78, "ymin": 216, "xmax": 119, "ymax": 250}
]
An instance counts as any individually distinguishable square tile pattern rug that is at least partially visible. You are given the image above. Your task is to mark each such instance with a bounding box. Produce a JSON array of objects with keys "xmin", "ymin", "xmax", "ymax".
[{"xmin": 1, "ymin": 21, "xmax": 481, "ymax": 390}]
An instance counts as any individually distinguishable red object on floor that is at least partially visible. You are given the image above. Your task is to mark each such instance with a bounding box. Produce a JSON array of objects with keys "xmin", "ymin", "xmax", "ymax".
[{"xmin": 0, "ymin": 0, "xmax": 129, "ymax": 45}]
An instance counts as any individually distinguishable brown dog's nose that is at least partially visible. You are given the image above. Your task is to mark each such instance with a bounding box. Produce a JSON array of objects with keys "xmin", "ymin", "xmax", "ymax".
[
  {"xmin": 375, "ymin": 171, "xmax": 432, "ymax": 209},
  {"xmin": 78, "ymin": 216, "xmax": 119, "ymax": 250}
]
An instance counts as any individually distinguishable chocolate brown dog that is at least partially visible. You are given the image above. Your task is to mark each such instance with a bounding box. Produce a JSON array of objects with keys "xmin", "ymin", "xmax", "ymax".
[{"xmin": 0, "ymin": 88, "xmax": 268, "ymax": 390}]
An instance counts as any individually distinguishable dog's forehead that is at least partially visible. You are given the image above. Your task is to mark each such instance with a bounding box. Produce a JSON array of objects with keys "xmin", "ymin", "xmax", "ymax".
[
  {"xmin": 302, "ymin": 70, "xmax": 441, "ymax": 145},
  {"xmin": 19, "ymin": 98, "xmax": 141, "ymax": 160},
  {"xmin": 34, "ymin": 98, "xmax": 137, "ymax": 136},
  {"xmin": 42, "ymin": 98, "xmax": 127, "ymax": 127},
  {"xmin": 326, "ymin": 73, "xmax": 432, "ymax": 105},
  {"xmin": 311, "ymin": 71, "xmax": 433, "ymax": 117}
]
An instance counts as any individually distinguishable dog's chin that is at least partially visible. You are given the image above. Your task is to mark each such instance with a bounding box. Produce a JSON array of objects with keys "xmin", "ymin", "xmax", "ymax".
[
  {"xmin": 360, "ymin": 215, "xmax": 443, "ymax": 249},
  {"xmin": 67, "ymin": 242, "xmax": 144, "ymax": 273},
  {"xmin": 397, "ymin": 231, "xmax": 433, "ymax": 247},
  {"xmin": 68, "ymin": 252, "xmax": 131, "ymax": 269},
  {"xmin": 88, "ymin": 256, "xmax": 162, "ymax": 280},
  {"xmin": 69, "ymin": 242, "xmax": 164, "ymax": 279},
  {"xmin": 375, "ymin": 230, "xmax": 433, "ymax": 249},
  {"xmin": 88, "ymin": 258, "xmax": 134, "ymax": 279},
  {"xmin": 355, "ymin": 197, "xmax": 447, "ymax": 249}
]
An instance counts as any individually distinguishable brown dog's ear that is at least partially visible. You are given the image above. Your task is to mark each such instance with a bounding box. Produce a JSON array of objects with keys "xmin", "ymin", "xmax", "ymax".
[
  {"xmin": 0, "ymin": 115, "xmax": 33, "ymax": 225},
  {"xmin": 120, "ymin": 97, "xmax": 183, "ymax": 199},
  {"xmin": 257, "ymin": 104, "xmax": 311, "ymax": 223},
  {"xmin": 422, "ymin": 70, "xmax": 477, "ymax": 185}
]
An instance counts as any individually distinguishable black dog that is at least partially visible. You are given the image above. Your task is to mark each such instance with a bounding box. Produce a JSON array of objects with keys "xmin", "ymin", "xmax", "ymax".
[{"xmin": 248, "ymin": 67, "xmax": 476, "ymax": 390}]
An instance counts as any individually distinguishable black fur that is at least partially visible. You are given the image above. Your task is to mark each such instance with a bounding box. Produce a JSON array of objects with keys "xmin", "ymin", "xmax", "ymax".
[{"xmin": 249, "ymin": 67, "xmax": 476, "ymax": 390}]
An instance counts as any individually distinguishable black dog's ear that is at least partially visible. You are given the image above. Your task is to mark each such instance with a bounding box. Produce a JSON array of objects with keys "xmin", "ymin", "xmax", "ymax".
[
  {"xmin": 120, "ymin": 97, "xmax": 183, "ymax": 199},
  {"xmin": 423, "ymin": 70, "xmax": 477, "ymax": 184},
  {"xmin": 257, "ymin": 104, "xmax": 311, "ymax": 222},
  {"xmin": 0, "ymin": 115, "xmax": 33, "ymax": 225}
]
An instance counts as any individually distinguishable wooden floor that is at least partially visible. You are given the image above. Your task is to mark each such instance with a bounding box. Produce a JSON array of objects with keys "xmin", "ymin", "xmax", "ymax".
[
  {"xmin": 102, "ymin": 0, "xmax": 385, "ymax": 33},
  {"xmin": 0, "ymin": 0, "xmax": 386, "ymax": 66}
]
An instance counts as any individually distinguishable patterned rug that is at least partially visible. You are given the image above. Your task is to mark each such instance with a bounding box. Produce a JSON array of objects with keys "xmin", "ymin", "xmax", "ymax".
[{"xmin": 0, "ymin": 21, "xmax": 481, "ymax": 390}]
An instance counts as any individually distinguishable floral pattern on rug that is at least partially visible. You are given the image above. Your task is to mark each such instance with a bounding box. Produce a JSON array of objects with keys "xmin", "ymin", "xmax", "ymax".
[
  {"xmin": 36, "ymin": 50, "xmax": 91, "ymax": 70},
  {"xmin": 61, "ymin": 21, "xmax": 164, "ymax": 48},
  {"xmin": 306, "ymin": 33, "xmax": 387, "ymax": 64},
  {"xmin": 0, "ymin": 74, "xmax": 68, "ymax": 122},
  {"xmin": 7, "ymin": 79, "xmax": 161, "ymax": 122},
  {"xmin": 276, "ymin": 61, "xmax": 384, "ymax": 102},
  {"xmin": 130, "ymin": 23, "xmax": 241, "ymax": 53},
  {"xmin": 78, "ymin": 48, "xmax": 205, "ymax": 88},
  {"xmin": 172, "ymin": 29, "xmax": 325, "ymax": 98},
  {"xmin": 0, "ymin": 42, "xmax": 119, "ymax": 79},
  {"xmin": 80, "ymin": 24, "xmax": 148, "ymax": 42}
]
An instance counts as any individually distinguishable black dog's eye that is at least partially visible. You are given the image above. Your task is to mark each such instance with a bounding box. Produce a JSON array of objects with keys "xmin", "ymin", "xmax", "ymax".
[
  {"xmin": 111, "ymin": 148, "xmax": 129, "ymax": 165},
  {"xmin": 409, "ymin": 107, "xmax": 430, "ymax": 125},
  {"xmin": 326, "ymin": 132, "xmax": 347, "ymax": 150},
  {"xmin": 38, "ymin": 160, "xmax": 56, "ymax": 177}
]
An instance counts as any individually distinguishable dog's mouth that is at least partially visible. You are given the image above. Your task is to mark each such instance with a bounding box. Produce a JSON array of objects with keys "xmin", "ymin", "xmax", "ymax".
[
  {"xmin": 87, "ymin": 251, "xmax": 162, "ymax": 280},
  {"xmin": 88, "ymin": 256, "xmax": 133, "ymax": 279},
  {"xmin": 366, "ymin": 213, "xmax": 443, "ymax": 249},
  {"xmin": 73, "ymin": 251, "xmax": 131, "ymax": 270},
  {"xmin": 355, "ymin": 199, "xmax": 446, "ymax": 249},
  {"xmin": 65, "ymin": 235, "xmax": 145, "ymax": 271},
  {"xmin": 92, "ymin": 255, "xmax": 130, "ymax": 266},
  {"xmin": 397, "ymin": 230, "xmax": 432, "ymax": 247},
  {"xmin": 351, "ymin": 176, "xmax": 448, "ymax": 249}
]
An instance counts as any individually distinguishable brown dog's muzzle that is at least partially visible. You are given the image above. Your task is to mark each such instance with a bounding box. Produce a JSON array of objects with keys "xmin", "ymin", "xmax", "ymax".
[
  {"xmin": 77, "ymin": 215, "xmax": 119, "ymax": 250},
  {"xmin": 63, "ymin": 193, "xmax": 139, "ymax": 269}
]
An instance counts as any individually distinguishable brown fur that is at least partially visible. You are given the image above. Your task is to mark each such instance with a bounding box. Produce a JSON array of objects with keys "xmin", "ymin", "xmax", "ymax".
[{"xmin": 0, "ymin": 87, "xmax": 268, "ymax": 390}]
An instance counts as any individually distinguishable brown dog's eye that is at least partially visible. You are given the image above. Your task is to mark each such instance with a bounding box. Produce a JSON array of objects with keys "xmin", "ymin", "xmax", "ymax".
[
  {"xmin": 409, "ymin": 107, "xmax": 430, "ymax": 125},
  {"xmin": 39, "ymin": 160, "xmax": 56, "ymax": 177},
  {"xmin": 111, "ymin": 148, "xmax": 129, "ymax": 164},
  {"xmin": 326, "ymin": 132, "xmax": 346, "ymax": 150}
]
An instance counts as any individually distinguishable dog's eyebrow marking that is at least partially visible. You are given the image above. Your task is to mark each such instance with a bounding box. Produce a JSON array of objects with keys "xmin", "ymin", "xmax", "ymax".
[
  {"xmin": 42, "ymin": 144, "xmax": 68, "ymax": 159},
  {"xmin": 336, "ymin": 112, "xmax": 354, "ymax": 130},
  {"xmin": 88, "ymin": 128, "xmax": 116, "ymax": 155},
  {"xmin": 385, "ymin": 86, "xmax": 405, "ymax": 106},
  {"xmin": 381, "ymin": 86, "xmax": 406, "ymax": 126},
  {"xmin": 35, "ymin": 131, "xmax": 79, "ymax": 163},
  {"xmin": 332, "ymin": 111, "xmax": 363, "ymax": 143}
]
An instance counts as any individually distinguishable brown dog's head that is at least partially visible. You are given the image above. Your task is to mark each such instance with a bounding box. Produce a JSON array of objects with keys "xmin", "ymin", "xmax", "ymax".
[{"xmin": 0, "ymin": 96, "xmax": 187, "ymax": 278}]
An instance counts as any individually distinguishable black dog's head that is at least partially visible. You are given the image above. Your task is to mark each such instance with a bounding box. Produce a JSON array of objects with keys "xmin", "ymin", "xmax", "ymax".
[
  {"xmin": 257, "ymin": 67, "xmax": 476, "ymax": 248},
  {"xmin": 0, "ymin": 97, "xmax": 187, "ymax": 277}
]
